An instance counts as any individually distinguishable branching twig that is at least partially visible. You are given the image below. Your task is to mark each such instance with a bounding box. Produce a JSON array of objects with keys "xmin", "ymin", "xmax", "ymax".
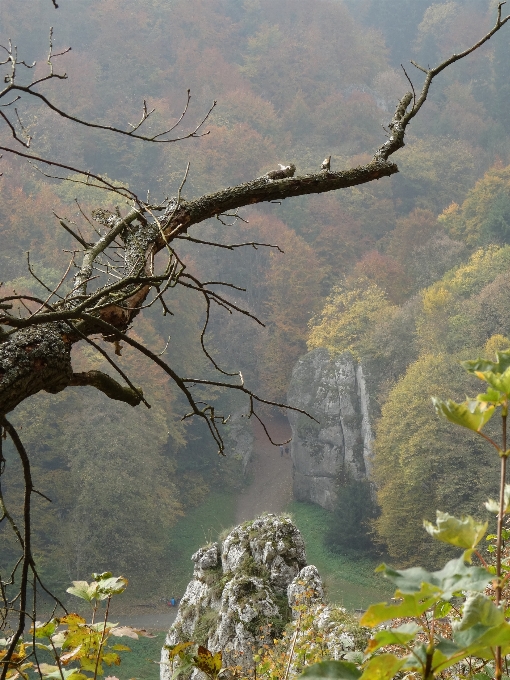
[
  {"xmin": 176, "ymin": 234, "xmax": 284, "ymax": 252},
  {"xmin": 400, "ymin": 63, "xmax": 416, "ymax": 108},
  {"xmin": 0, "ymin": 416, "xmax": 32, "ymax": 680},
  {"xmin": 54, "ymin": 212, "xmax": 91, "ymax": 248}
]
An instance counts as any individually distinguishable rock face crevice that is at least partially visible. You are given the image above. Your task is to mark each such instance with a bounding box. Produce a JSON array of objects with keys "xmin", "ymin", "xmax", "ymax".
[
  {"xmin": 356, "ymin": 363, "xmax": 373, "ymax": 479},
  {"xmin": 287, "ymin": 349, "xmax": 373, "ymax": 511}
]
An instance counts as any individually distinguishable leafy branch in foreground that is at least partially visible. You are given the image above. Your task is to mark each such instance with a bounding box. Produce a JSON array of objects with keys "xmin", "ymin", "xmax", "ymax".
[{"xmin": 0, "ymin": 571, "xmax": 153, "ymax": 680}]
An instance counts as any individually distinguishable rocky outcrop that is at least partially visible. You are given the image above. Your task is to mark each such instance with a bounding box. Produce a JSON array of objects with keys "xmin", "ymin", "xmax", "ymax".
[
  {"xmin": 161, "ymin": 514, "xmax": 307, "ymax": 678},
  {"xmin": 287, "ymin": 349, "xmax": 373, "ymax": 511},
  {"xmin": 287, "ymin": 564, "xmax": 324, "ymax": 614},
  {"xmin": 160, "ymin": 514, "xmax": 366, "ymax": 680},
  {"xmin": 284, "ymin": 564, "xmax": 366, "ymax": 669}
]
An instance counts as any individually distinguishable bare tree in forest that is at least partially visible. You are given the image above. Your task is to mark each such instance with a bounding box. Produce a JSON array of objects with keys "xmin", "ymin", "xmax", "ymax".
[{"xmin": 0, "ymin": 3, "xmax": 509, "ymax": 677}]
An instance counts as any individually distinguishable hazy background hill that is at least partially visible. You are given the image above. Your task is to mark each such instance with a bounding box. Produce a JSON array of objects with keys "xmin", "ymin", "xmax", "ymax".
[{"xmin": 1, "ymin": 0, "xmax": 510, "ymax": 606}]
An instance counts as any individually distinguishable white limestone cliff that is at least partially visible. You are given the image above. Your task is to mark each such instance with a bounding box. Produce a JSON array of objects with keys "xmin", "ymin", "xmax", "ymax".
[
  {"xmin": 160, "ymin": 514, "xmax": 365, "ymax": 680},
  {"xmin": 287, "ymin": 349, "xmax": 373, "ymax": 510}
]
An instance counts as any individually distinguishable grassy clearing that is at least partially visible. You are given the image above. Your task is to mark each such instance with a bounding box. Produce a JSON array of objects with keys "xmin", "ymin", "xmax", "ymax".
[
  {"xmin": 286, "ymin": 501, "xmax": 393, "ymax": 609},
  {"xmin": 162, "ymin": 493, "xmax": 393, "ymax": 608},
  {"xmin": 163, "ymin": 491, "xmax": 238, "ymax": 596},
  {"xmin": 114, "ymin": 633, "xmax": 164, "ymax": 680}
]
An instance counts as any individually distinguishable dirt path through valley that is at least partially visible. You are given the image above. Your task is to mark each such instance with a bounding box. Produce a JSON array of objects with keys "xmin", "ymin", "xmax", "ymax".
[{"xmin": 236, "ymin": 415, "xmax": 293, "ymax": 523}]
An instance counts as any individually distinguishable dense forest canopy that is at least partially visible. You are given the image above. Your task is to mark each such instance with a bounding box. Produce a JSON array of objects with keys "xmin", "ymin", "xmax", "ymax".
[{"xmin": 1, "ymin": 0, "xmax": 510, "ymax": 622}]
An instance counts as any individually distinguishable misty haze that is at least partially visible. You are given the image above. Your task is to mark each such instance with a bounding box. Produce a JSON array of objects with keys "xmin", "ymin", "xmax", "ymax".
[{"xmin": 1, "ymin": 1, "xmax": 510, "ymax": 678}]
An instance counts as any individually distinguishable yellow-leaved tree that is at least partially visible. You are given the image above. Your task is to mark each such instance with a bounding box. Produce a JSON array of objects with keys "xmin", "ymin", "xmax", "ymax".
[{"xmin": 307, "ymin": 277, "xmax": 395, "ymax": 359}]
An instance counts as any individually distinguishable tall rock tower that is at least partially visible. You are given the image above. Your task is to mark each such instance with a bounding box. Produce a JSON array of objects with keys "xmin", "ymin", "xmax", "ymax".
[{"xmin": 287, "ymin": 349, "xmax": 373, "ymax": 511}]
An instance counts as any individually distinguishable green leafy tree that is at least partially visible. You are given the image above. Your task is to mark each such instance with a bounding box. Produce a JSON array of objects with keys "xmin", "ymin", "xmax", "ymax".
[
  {"xmin": 374, "ymin": 352, "xmax": 497, "ymax": 566},
  {"xmin": 439, "ymin": 162, "xmax": 510, "ymax": 247},
  {"xmin": 309, "ymin": 241, "xmax": 510, "ymax": 565},
  {"xmin": 393, "ymin": 137, "xmax": 481, "ymax": 216},
  {"xmin": 307, "ymin": 278, "xmax": 395, "ymax": 360}
]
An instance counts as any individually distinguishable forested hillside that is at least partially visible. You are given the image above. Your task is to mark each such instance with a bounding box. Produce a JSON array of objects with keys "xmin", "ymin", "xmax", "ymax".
[
  {"xmin": 1, "ymin": 0, "xmax": 510, "ymax": 600},
  {"xmin": 308, "ymin": 136, "xmax": 510, "ymax": 568}
]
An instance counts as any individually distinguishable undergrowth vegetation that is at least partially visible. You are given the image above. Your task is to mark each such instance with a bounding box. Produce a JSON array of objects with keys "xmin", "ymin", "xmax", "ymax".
[
  {"xmin": 286, "ymin": 502, "xmax": 392, "ymax": 608},
  {"xmin": 164, "ymin": 492, "xmax": 238, "ymax": 597}
]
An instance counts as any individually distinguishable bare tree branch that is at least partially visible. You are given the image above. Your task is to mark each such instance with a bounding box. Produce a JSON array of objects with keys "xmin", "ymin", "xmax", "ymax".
[
  {"xmin": 69, "ymin": 370, "xmax": 144, "ymax": 406},
  {"xmin": 0, "ymin": 31, "xmax": 215, "ymax": 151},
  {"xmin": 0, "ymin": 416, "xmax": 33, "ymax": 680},
  {"xmin": 374, "ymin": 3, "xmax": 510, "ymax": 162}
]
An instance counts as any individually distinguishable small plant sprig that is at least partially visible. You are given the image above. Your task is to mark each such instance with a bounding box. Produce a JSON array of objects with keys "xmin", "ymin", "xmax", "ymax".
[
  {"xmin": 0, "ymin": 571, "xmax": 151, "ymax": 680},
  {"xmin": 294, "ymin": 349, "xmax": 510, "ymax": 680},
  {"xmin": 252, "ymin": 588, "xmax": 365, "ymax": 680},
  {"xmin": 163, "ymin": 641, "xmax": 224, "ymax": 680}
]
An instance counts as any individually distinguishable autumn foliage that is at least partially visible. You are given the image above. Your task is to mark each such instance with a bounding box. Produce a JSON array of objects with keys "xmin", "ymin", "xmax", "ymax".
[{"xmin": 1, "ymin": 0, "xmax": 510, "ymax": 595}]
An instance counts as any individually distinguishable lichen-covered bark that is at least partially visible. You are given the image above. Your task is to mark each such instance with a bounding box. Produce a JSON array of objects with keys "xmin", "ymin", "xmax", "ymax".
[{"xmin": 0, "ymin": 323, "xmax": 72, "ymax": 414}]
